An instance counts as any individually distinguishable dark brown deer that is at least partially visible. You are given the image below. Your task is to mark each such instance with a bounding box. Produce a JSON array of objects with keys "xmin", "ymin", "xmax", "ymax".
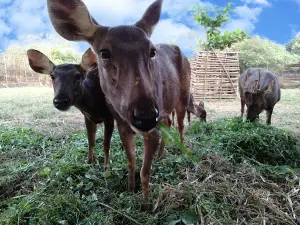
[
  {"xmin": 27, "ymin": 48, "xmax": 114, "ymax": 169},
  {"xmin": 172, "ymin": 94, "xmax": 206, "ymax": 125},
  {"xmin": 239, "ymin": 68, "xmax": 281, "ymax": 124},
  {"xmin": 46, "ymin": 0, "xmax": 191, "ymax": 208}
]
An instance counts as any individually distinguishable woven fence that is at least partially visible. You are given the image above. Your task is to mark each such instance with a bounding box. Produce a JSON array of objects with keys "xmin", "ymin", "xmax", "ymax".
[
  {"xmin": 189, "ymin": 51, "xmax": 240, "ymax": 100},
  {"xmin": 0, "ymin": 55, "xmax": 52, "ymax": 88}
]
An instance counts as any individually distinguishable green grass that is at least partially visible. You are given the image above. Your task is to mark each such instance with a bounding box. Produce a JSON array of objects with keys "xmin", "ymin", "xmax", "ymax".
[
  {"xmin": 1, "ymin": 87, "xmax": 300, "ymax": 224},
  {"xmin": 1, "ymin": 118, "xmax": 300, "ymax": 224}
]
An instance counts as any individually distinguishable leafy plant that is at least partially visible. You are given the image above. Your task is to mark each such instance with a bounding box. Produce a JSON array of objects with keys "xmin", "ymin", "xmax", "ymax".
[{"xmin": 192, "ymin": 2, "xmax": 247, "ymax": 50}]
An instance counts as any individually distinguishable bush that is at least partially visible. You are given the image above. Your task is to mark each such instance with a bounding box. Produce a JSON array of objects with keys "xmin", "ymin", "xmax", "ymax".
[{"xmin": 229, "ymin": 36, "xmax": 300, "ymax": 74}]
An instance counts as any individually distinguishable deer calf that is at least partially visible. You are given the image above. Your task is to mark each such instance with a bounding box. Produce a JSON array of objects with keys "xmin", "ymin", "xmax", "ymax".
[
  {"xmin": 172, "ymin": 93, "xmax": 207, "ymax": 125},
  {"xmin": 27, "ymin": 48, "xmax": 114, "ymax": 169},
  {"xmin": 47, "ymin": 0, "xmax": 191, "ymax": 208},
  {"xmin": 239, "ymin": 68, "xmax": 281, "ymax": 124}
]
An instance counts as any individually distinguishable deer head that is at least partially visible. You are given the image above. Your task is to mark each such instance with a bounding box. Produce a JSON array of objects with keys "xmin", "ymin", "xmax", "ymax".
[
  {"xmin": 47, "ymin": 0, "xmax": 163, "ymax": 133},
  {"xmin": 27, "ymin": 48, "xmax": 96, "ymax": 111}
]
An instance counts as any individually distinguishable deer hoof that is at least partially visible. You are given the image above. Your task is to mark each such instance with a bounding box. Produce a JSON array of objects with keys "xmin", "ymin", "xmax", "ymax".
[{"xmin": 141, "ymin": 202, "xmax": 152, "ymax": 212}]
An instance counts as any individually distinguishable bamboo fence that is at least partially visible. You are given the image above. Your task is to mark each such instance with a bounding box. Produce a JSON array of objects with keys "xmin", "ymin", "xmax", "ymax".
[
  {"xmin": 0, "ymin": 54, "xmax": 52, "ymax": 88},
  {"xmin": 189, "ymin": 51, "xmax": 240, "ymax": 100}
]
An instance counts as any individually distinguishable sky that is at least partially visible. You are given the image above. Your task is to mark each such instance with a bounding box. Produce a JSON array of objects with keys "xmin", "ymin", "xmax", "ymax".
[{"xmin": 0, "ymin": 0, "xmax": 299, "ymax": 57}]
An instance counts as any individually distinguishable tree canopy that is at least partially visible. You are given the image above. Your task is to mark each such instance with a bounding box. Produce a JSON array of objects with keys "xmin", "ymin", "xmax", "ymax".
[{"xmin": 192, "ymin": 2, "xmax": 247, "ymax": 51}]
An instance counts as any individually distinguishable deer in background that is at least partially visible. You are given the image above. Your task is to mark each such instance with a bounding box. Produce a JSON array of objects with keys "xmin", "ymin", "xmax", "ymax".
[
  {"xmin": 46, "ymin": 0, "xmax": 191, "ymax": 209},
  {"xmin": 27, "ymin": 48, "xmax": 114, "ymax": 169},
  {"xmin": 239, "ymin": 68, "xmax": 281, "ymax": 124},
  {"xmin": 172, "ymin": 93, "xmax": 207, "ymax": 126}
]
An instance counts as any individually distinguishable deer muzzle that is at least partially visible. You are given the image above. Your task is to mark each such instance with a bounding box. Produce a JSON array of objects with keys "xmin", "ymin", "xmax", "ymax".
[{"xmin": 131, "ymin": 106, "xmax": 159, "ymax": 132}]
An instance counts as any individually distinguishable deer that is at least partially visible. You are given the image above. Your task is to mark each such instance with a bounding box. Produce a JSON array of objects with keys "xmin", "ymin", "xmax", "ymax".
[
  {"xmin": 239, "ymin": 68, "xmax": 281, "ymax": 124},
  {"xmin": 171, "ymin": 93, "xmax": 207, "ymax": 126},
  {"xmin": 27, "ymin": 48, "xmax": 114, "ymax": 169},
  {"xmin": 46, "ymin": 0, "xmax": 191, "ymax": 209}
]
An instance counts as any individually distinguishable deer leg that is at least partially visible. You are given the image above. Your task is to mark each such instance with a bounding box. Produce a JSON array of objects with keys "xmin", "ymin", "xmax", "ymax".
[
  {"xmin": 176, "ymin": 104, "xmax": 186, "ymax": 153},
  {"xmin": 187, "ymin": 111, "xmax": 191, "ymax": 125},
  {"xmin": 103, "ymin": 118, "xmax": 114, "ymax": 171},
  {"xmin": 158, "ymin": 117, "xmax": 171, "ymax": 159},
  {"xmin": 266, "ymin": 107, "xmax": 273, "ymax": 125},
  {"xmin": 84, "ymin": 116, "xmax": 97, "ymax": 164},
  {"xmin": 116, "ymin": 121, "xmax": 136, "ymax": 192},
  {"xmin": 171, "ymin": 110, "xmax": 175, "ymax": 126},
  {"xmin": 141, "ymin": 129, "xmax": 160, "ymax": 211},
  {"xmin": 241, "ymin": 96, "xmax": 246, "ymax": 118}
]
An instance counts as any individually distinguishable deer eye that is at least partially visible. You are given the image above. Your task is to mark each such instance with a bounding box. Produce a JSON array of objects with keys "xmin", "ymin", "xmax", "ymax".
[
  {"xmin": 150, "ymin": 48, "xmax": 156, "ymax": 59},
  {"xmin": 100, "ymin": 49, "xmax": 111, "ymax": 60}
]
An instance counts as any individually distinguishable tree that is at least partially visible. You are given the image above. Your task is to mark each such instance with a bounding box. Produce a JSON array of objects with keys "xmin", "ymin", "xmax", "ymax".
[
  {"xmin": 286, "ymin": 34, "xmax": 300, "ymax": 56},
  {"xmin": 192, "ymin": 2, "xmax": 247, "ymax": 51},
  {"xmin": 230, "ymin": 36, "xmax": 300, "ymax": 74}
]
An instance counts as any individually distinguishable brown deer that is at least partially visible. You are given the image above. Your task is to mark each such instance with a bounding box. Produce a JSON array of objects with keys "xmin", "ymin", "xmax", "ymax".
[
  {"xmin": 27, "ymin": 48, "xmax": 114, "ymax": 169},
  {"xmin": 172, "ymin": 94, "xmax": 207, "ymax": 125},
  {"xmin": 239, "ymin": 68, "xmax": 281, "ymax": 124},
  {"xmin": 46, "ymin": 0, "xmax": 191, "ymax": 208}
]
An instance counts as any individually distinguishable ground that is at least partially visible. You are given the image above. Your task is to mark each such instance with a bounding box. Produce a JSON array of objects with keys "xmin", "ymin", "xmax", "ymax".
[{"xmin": 0, "ymin": 87, "xmax": 300, "ymax": 225}]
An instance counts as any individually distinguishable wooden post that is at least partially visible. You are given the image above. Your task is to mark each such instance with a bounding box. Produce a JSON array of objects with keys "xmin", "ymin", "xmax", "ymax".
[
  {"xmin": 23, "ymin": 58, "xmax": 27, "ymax": 84},
  {"xmin": 212, "ymin": 49, "xmax": 238, "ymax": 98},
  {"xmin": 204, "ymin": 52, "xmax": 208, "ymax": 100}
]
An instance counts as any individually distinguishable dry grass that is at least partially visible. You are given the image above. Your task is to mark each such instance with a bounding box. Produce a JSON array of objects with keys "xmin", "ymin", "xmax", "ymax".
[
  {"xmin": 0, "ymin": 87, "xmax": 85, "ymax": 137},
  {"xmin": 2, "ymin": 87, "xmax": 299, "ymax": 134}
]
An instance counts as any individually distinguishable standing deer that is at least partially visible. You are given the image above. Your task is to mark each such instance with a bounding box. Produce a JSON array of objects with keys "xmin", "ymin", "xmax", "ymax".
[
  {"xmin": 27, "ymin": 48, "xmax": 114, "ymax": 169},
  {"xmin": 239, "ymin": 68, "xmax": 280, "ymax": 124},
  {"xmin": 46, "ymin": 0, "xmax": 191, "ymax": 209}
]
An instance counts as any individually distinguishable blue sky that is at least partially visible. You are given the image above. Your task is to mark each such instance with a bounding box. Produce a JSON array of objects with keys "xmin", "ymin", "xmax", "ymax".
[{"xmin": 0, "ymin": 0, "xmax": 299, "ymax": 57}]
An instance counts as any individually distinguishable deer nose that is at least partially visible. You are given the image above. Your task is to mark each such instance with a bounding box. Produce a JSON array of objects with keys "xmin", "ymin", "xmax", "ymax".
[
  {"xmin": 132, "ymin": 107, "xmax": 159, "ymax": 132},
  {"xmin": 53, "ymin": 97, "xmax": 71, "ymax": 111}
]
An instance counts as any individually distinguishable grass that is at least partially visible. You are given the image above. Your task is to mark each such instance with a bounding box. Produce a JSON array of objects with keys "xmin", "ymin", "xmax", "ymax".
[{"xmin": 1, "ymin": 87, "xmax": 300, "ymax": 224}]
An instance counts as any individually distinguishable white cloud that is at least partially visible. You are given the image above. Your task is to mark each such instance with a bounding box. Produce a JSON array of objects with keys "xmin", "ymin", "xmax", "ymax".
[
  {"xmin": 223, "ymin": 4, "xmax": 263, "ymax": 34},
  {"xmin": 241, "ymin": 0, "xmax": 271, "ymax": 7},
  {"xmin": 235, "ymin": 5, "xmax": 262, "ymax": 22},
  {"xmin": 224, "ymin": 19, "xmax": 256, "ymax": 33},
  {"xmin": 0, "ymin": 19, "xmax": 11, "ymax": 36},
  {"xmin": 151, "ymin": 19, "xmax": 204, "ymax": 53},
  {"xmin": 0, "ymin": 0, "xmax": 267, "ymax": 56}
]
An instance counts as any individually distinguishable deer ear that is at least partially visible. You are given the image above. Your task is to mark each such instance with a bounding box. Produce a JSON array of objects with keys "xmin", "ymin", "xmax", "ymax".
[
  {"xmin": 47, "ymin": 0, "xmax": 102, "ymax": 43},
  {"xmin": 135, "ymin": 0, "xmax": 163, "ymax": 37},
  {"xmin": 264, "ymin": 80, "xmax": 275, "ymax": 94},
  {"xmin": 81, "ymin": 48, "xmax": 97, "ymax": 71},
  {"xmin": 27, "ymin": 49, "xmax": 55, "ymax": 74}
]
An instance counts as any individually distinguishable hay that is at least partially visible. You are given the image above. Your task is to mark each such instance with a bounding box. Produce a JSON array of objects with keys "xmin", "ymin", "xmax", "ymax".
[{"xmin": 155, "ymin": 156, "xmax": 300, "ymax": 225}]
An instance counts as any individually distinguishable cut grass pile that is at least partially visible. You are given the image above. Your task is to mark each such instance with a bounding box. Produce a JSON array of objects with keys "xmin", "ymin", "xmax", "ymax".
[{"xmin": 0, "ymin": 118, "xmax": 300, "ymax": 224}]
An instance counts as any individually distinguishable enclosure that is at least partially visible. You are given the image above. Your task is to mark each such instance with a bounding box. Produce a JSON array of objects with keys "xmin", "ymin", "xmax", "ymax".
[{"xmin": 1, "ymin": 87, "xmax": 299, "ymax": 224}]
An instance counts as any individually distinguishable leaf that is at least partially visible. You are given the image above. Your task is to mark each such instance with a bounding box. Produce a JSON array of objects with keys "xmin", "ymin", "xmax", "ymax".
[
  {"xmin": 39, "ymin": 167, "xmax": 51, "ymax": 177},
  {"xmin": 85, "ymin": 173, "xmax": 91, "ymax": 179},
  {"xmin": 167, "ymin": 219, "xmax": 182, "ymax": 225},
  {"xmin": 84, "ymin": 182, "xmax": 94, "ymax": 191},
  {"xmin": 182, "ymin": 210, "xmax": 199, "ymax": 224}
]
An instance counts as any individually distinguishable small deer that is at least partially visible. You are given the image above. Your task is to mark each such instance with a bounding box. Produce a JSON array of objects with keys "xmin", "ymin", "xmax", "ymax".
[
  {"xmin": 46, "ymin": 0, "xmax": 191, "ymax": 209},
  {"xmin": 171, "ymin": 94, "xmax": 207, "ymax": 125},
  {"xmin": 239, "ymin": 68, "xmax": 281, "ymax": 124},
  {"xmin": 27, "ymin": 48, "xmax": 114, "ymax": 169}
]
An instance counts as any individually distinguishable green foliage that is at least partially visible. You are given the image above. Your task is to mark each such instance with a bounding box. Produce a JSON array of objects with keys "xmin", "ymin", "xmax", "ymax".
[
  {"xmin": 188, "ymin": 117, "xmax": 300, "ymax": 167},
  {"xmin": 286, "ymin": 34, "xmax": 300, "ymax": 56},
  {"xmin": 230, "ymin": 36, "xmax": 300, "ymax": 74},
  {"xmin": 192, "ymin": 2, "xmax": 247, "ymax": 50},
  {"xmin": 1, "ymin": 118, "xmax": 300, "ymax": 224}
]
